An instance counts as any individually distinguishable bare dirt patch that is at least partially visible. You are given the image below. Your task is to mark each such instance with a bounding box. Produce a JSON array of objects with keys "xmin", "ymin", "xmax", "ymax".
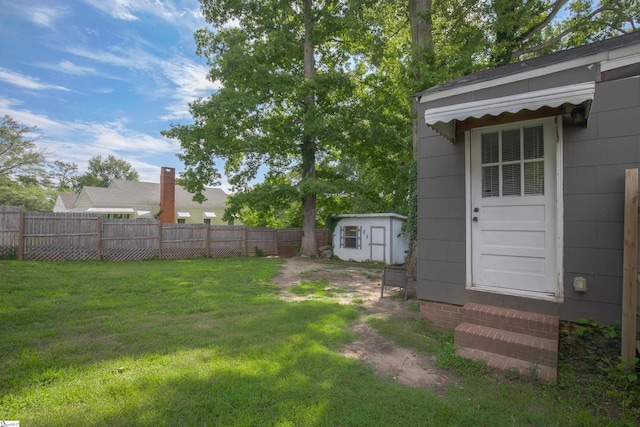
[{"xmin": 271, "ymin": 257, "xmax": 453, "ymax": 390}]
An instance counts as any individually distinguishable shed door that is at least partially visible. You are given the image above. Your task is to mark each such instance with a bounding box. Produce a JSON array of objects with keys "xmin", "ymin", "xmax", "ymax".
[
  {"xmin": 470, "ymin": 119, "xmax": 558, "ymax": 297},
  {"xmin": 370, "ymin": 226, "xmax": 386, "ymax": 263}
]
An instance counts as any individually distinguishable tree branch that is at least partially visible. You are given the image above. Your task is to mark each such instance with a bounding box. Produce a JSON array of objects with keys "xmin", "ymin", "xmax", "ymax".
[
  {"xmin": 519, "ymin": 0, "xmax": 570, "ymax": 44},
  {"xmin": 512, "ymin": 3, "xmax": 614, "ymax": 58}
]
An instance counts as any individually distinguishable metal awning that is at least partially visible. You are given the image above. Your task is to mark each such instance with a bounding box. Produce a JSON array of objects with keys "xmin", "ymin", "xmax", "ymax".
[
  {"xmin": 177, "ymin": 211, "xmax": 191, "ymax": 218},
  {"xmin": 203, "ymin": 211, "xmax": 217, "ymax": 218},
  {"xmin": 424, "ymin": 81, "xmax": 596, "ymax": 141},
  {"xmin": 136, "ymin": 210, "xmax": 152, "ymax": 218},
  {"xmin": 85, "ymin": 207, "xmax": 135, "ymax": 214}
]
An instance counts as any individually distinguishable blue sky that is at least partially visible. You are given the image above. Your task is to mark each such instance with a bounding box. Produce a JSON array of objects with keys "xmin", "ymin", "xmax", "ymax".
[{"xmin": 0, "ymin": 0, "xmax": 224, "ymax": 186}]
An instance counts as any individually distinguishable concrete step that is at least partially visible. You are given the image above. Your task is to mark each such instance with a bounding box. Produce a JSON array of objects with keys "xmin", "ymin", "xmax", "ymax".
[
  {"xmin": 456, "ymin": 347, "xmax": 557, "ymax": 382},
  {"xmin": 461, "ymin": 302, "xmax": 559, "ymax": 340},
  {"xmin": 454, "ymin": 322, "xmax": 558, "ymax": 369}
]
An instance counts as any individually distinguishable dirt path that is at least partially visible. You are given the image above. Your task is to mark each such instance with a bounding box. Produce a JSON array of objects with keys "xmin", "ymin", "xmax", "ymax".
[{"xmin": 271, "ymin": 257, "xmax": 452, "ymax": 390}]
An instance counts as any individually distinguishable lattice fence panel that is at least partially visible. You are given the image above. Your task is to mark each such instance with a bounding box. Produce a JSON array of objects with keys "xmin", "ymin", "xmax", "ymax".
[
  {"xmin": 209, "ymin": 247, "xmax": 242, "ymax": 258},
  {"xmin": 23, "ymin": 212, "xmax": 99, "ymax": 261},
  {"xmin": 25, "ymin": 246, "xmax": 98, "ymax": 261},
  {"xmin": 0, "ymin": 206, "xmax": 21, "ymax": 257},
  {"xmin": 102, "ymin": 219, "xmax": 159, "ymax": 261},
  {"xmin": 161, "ymin": 224, "xmax": 208, "ymax": 259},
  {"xmin": 102, "ymin": 248, "xmax": 158, "ymax": 262},
  {"xmin": 209, "ymin": 226, "xmax": 245, "ymax": 256}
]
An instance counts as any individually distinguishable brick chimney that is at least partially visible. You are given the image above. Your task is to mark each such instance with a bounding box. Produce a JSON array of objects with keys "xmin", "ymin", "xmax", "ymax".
[{"xmin": 157, "ymin": 167, "xmax": 176, "ymax": 223}]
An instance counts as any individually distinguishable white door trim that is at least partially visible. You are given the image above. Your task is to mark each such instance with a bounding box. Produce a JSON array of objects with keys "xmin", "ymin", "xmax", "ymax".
[{"xmin": 464, "ymin": 116, "xmax": 564, "ymax": 302}]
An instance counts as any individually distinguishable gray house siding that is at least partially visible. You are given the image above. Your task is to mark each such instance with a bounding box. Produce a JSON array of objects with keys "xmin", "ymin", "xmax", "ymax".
[
  {"xmin": 416, "ymin": 75, "xmax": 640, "ymax": 326},
  {"xmin": 562, "ymin": 75, "xmax": 640, "ymax": 325},
  {"xmin": 417, "ymin": 121, "xmax": 467, "ymax": 306}
]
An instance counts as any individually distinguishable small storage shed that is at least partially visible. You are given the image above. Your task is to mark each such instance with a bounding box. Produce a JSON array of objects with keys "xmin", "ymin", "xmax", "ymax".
[
  {"xmin": 332, "ymin": 213, "xmax": 408, "ymax": 265},
  {"xmin": 414, "ymin": 32, "xmax": 640, "ymax": 381}
]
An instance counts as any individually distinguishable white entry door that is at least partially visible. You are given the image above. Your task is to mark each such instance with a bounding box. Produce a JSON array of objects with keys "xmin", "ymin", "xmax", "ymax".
[
  {"xmin": 470, "ymin": 118, "xmax": 558, "ymax": 297},
  {"xmin": 370, "ymin": 226, "xmax": 386, "ymax": 263}
]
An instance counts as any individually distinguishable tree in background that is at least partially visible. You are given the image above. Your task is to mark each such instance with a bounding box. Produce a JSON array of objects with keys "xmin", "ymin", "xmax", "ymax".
[
  {"xmin": 47, "ymin": 160, "xmax": 79, "ymax": 192},
  {"xmin": 163, "ymin": 0, "xmax": 397, "ymax": 256},
  {"xmin": 0, "ymin": 115, "xmax": 55, "ymax": 210},
  {"xmin": 73, "ymin": 155, "xmax": 139, "ymax": 191},
  {"xmin": 0, "ymin": 115, "xmax": 46, "ymax": 179}
]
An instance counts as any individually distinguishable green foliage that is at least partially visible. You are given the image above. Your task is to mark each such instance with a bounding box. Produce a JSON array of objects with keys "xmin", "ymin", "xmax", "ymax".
[
  {"xmin": 47, "ymin": 160, "xmax": 79, "ymax": 192},
  {"xmin": 163, "ymin": 1, "xmax": 415, "ymax": 233},
  {"xmin": 73, "ymin": 154, "xmax": 139, "ymax": 191},
  {"xmin": 599, "ymin": 356, "xmax": 640, "ymax": 419},
  {"xmin": 559, "ymin": 318, "xmax": 640, "ymax": 422},
  {"xmin": 0, "ymin": 115, "xmax": 45, "ymax": 179}
]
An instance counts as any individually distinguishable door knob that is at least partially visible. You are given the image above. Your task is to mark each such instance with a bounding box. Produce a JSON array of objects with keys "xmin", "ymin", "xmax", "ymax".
[
  {"xmin": 474, "ymin": 207, "xmax": 479, "ymax": 212},
  {"xmin": 473, "ymin": 217, "xmax": 478, "ymax": 222}
]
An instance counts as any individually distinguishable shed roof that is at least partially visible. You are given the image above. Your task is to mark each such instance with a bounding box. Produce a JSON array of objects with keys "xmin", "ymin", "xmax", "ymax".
[{"xmin": 335, "ymin": 213, "xmax": 407, "ymax": 220}]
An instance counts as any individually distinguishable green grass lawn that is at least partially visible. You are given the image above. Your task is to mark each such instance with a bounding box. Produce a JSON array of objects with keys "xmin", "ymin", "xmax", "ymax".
[{"xmin": 0, "ymin": 258, "xmax": 634, "ymax": 426}]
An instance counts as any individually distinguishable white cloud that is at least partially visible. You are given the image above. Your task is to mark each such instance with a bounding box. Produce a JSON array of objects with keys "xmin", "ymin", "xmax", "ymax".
[
  {"xmin": 81, "ymin": 0, "xmax": 205, "ymax": 30},
  {"xmin": 158, "ymin": 58, "xmax": 220, "ymax": 120},
  {"xmin": 30, "ymin": 7, "xmax": 63, "ymax": 28},
  {"xmin": 0, "ymin": 97, "xmax": 180, "ymax": 174},
  {"xmin": 0, "ymin": 67, "xmax": 70, "ymax": 91},
  {"xmin": 64, "ymin": 43, "xmax": 218, "ymax": 121},
  {"xmin": 57, "ymin": 60, "xmax": 97, "ymax": 75}
]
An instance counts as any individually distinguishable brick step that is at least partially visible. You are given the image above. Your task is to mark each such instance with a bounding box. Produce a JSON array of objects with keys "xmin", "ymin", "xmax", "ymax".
[
  {"xmin": 454, "ymin": 322, "xmax": 558, "ymax": 368},
  {"xmin": 456, "ymin": 347, "xmax": 557, "ymax": 382},
  {"xmin": 461, "ymin": 302, "xmax": 559, "ymax": 340}
]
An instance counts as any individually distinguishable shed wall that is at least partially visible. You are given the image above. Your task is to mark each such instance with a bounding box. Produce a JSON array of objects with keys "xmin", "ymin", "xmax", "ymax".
[{"xmin": 333, "ymin": 216, "xmax": 408, "ymax": 264}]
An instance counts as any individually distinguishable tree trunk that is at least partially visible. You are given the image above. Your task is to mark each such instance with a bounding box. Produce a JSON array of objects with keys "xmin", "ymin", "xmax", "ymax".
[
  {"xmin": 409, "ymin": 0, "xmax": 433, "ymax": 65},
  {"xmin": 300, "ymin": 0, "xmax": 317, "ymax": 256},
  {"xmin": 408, "ymin": 0, "xmax": 433, "ymax": 275}
]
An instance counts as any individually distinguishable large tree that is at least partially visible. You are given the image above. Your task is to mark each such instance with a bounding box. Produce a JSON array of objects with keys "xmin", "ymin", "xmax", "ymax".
[
  {"xmin": 74, "ymin": 155, "xmax": 139, "ymax": 191},
  {"xmin": 0, "ymin": 115, "xmax": 55, "ymax": 210},
  {"xmin": 163, "ymin": 0, "xmax": 389, "ymax": 256},
  {"xmin": 0, "ymin": 115, "xmax": 46, "ymax": 179}
]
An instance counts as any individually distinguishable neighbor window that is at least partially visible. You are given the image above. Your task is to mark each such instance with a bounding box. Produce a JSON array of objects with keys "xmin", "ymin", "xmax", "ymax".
[
  {"xmin": 204, "ymin": 218, "xmax": 211, "ymax": 225},
  {"xmin": 177, "ymin": 218, "xmax": 186, "ymax": 224},
  {"xmin": 340, "ymin": 226, "xmax": 361, "ymax": 249}
]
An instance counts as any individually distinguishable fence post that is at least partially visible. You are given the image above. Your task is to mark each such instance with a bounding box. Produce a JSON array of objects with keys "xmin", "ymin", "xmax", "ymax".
[
  {"xmin": 274, "ymin": 229, "xmax": 279, "ymax": 256},
  {"xmin": 622, "ymin": 168, "xmax": 638, "ymax": 371},
  {"xmin": 96, "ymin": 217, "xmax": 102, "ymax": 261},
  {"xmin": 158, "ymin": 222, "xmax": 163, "ymax": 259},
  {"xmin": 243, "ymin": 226, "xmax": 248, "ymax": 256},
  {"xmin": 18, "ymin": 209, "xmax": 24, "ymax": 261}
]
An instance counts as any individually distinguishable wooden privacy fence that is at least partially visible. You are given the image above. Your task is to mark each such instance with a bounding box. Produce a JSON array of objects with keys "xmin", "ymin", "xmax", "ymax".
[{"xmin": 0, "ymin": 206, "xmax": 330, "ymax": 262}]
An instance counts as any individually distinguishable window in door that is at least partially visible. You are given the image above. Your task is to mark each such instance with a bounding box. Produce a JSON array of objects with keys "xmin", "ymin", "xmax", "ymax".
[{"xmin": 481, "ymin": 125, "xmax": 544, "ymax": 198}]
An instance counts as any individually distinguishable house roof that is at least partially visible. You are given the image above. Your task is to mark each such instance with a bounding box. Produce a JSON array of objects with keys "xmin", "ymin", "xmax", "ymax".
[
  {"xmin": 416, "ymin": 31, "xmax": 640, "ymax": 102},
  {"xmin": 79, "ymin": 179, "xmax": 227, "ymax": 208},
  {"xmin": 417, "ymin": 32, "xmax": 640, "ymax": 140},
  {"xmin": 57, "ymin": 193, "xmax": 78, "ymax": 210}
]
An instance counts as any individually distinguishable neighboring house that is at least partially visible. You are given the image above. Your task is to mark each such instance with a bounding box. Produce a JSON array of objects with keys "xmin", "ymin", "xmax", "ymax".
[
  {"xmin": 332, "ymin": 213, "xmax": 408, "ymax": 265},
  {"xmin": 53, "ymin": 167, "xmax": 229, "ymax": 225},
  {"xmin": 52, "ymin": 193, "xmax": 78, "ymax": 213},
  {"xmin": 414, "ymin": 32, "xmax": 640, "ymax": 381}
]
